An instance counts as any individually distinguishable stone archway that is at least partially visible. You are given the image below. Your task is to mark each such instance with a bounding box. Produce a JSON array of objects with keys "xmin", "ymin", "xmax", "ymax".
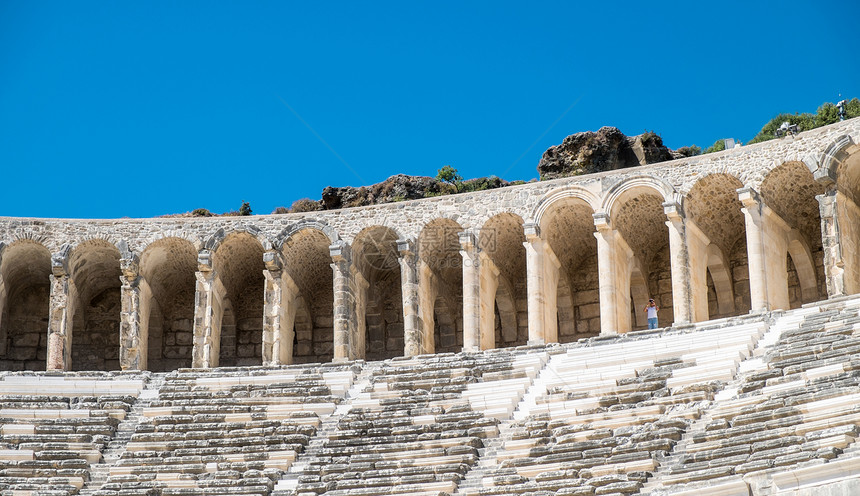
[
  {"xmin": 610, "ymin": 187, "xmax": 673, "ymax": 331},
  {"xmin": 686, "ymin": 174, "xmax": 750, "ymax": 320},
  {"xmin": 68, "ymin": 240, "xmax": 122, "ymax": 371},
  {"xmin": 140, "ymin": 237, "xmax": 197, "ymax": 372},
  {"xmin": 760, "ymin": 161, "xmax": 828, "ymax": 305},
  {"xmin": 211, "ymin": 232, "xmax": 265, "ymax": 367},
  {"xmin": 540, "ymin": 197, "xmax": 600, "ymax": 342},
  {"xmin": 481, "ymin": 213, "xmax": 527, "ymax": 349},
  {"xmin": 836, "ymin": 149, "xmax": 860, "ymax": 294},
  {"xmin": 353, "ymin": 226, "xmax": 403, "ymax": 361},
  {"xmin": 419, "ymin": 219, "xmax": 464, "ymax": 354},
  {"xmin": 281, "ymin": 228, "xmax": 335, "ymax": 364},
  {"xmin": 0, "ymin": 240, "xmax": 51, "ymax": 370}
]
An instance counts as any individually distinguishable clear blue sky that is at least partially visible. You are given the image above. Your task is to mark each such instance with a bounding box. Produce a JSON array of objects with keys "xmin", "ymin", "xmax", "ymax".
[{"xmin": 1, "ymin": 1, "xmax": 858, "ymax": 219}]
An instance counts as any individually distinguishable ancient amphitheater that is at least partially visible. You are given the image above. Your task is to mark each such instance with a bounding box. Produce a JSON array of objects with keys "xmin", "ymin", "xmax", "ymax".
[{"xmin": 1, "ymin": 118, "xmax": 859, "ymax": 496}]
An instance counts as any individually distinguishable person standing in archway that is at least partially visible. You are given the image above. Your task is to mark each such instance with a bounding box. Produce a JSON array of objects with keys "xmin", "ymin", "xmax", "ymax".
[{"xmin": 644, "ymin": 299, "xmax": 660, "ymax": 329}]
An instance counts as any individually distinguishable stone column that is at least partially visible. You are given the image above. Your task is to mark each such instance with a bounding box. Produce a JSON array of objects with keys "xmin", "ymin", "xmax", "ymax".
[
  {"xmin": 417, "ymin": 260, "xmax": 437, "ymax": 354},
  {"xmin": 119, "ymin": 255, "xmax": 150, "ymax": 371},
  {"xmin": 262, "ymin": 250, "xmax": 298, "ymax": 366},
  {"xmin": 523, "ymin": 223, "xmax": 559, "ymax": 345},
  {"xmin": 330, "ymin": 240, "xmax": 356, "ymax": 362},
  {"xmin": 47, "ymin": 251, "xmax": 75, "ymax": 371},
  {"xmin": 663, "ymin": 201, "xmax": 694, "ymax": 324},
  {"xmin": 459, "ymin": 231, "xmax": 481, "ymax": 352},
  {"xmin": 478, "ymin": 251, "xmax": 500, "ymax": 351},
  {"xmin": 738, "ymin": 187, "xmax": 791, "ymax": 312},
  {"xmin": 816, "ymin": 187, "xmax": 846, "ymax": 297},
  {"xmin": 397, "ymin": 238, "xmax": 421, "ymax": 357},
  {"xmin": 192, "ymin": 250, "xmax": 225, "ymax": 368},
  {"xmin": 0, "ymin": 272, "xmax": 6, "ymax": 356},
  {"xmin": 593, "ymin": 213, "xmax": 621, "ymax": 335}
]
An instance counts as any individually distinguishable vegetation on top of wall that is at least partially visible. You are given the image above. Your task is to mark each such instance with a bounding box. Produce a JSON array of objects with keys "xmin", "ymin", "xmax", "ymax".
[
  {"xmin": 746, "ymin": 98, "xmax": 860, "ymax": 145},
  {"xmin": 703, "ymin": 139, "xmax": 726, "ymax": 154},
  {"xmin": 164, "ymin": 98, "xmax": 857, "ymax": 216}
]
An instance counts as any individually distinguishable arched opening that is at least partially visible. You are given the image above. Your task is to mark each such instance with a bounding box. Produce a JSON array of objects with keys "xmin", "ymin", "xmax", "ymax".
[
  {"xmin": 212, "ymin": 232, "xmax": 265, "ymax": 367},
  {"xmin": 68, "ymin": 240, "xmax": 121, "ymax": 371},
  {"xmin": 419, "ymin": 219, "xmax": 464, "ymax": 354},
  {"xmin": 611, "ymin": 187, "xmax": 673, "ymax": 330},
  {"xmin": 835, "ymin": 148, "xmax": 860, "ymax": 294},
  {"xmin": 686, "ymin": 174, "xmax": 751, "ymax": 320},
  {"xmin": 281, "ymin": 228, "xmax": 334, "ymax": 364},
  {"xmin": 761, "ymin": 161, "xmax": 827, "ymax": 303},
  {"xmin": 541, "ymin": 197, "xmax": 600, "ymax": 342},
  {"xmin": 140, "ymin": 237, "xmax": 197, "ymax": 372},
  {"xmin": 0, "ymin": 240, "xmax": 51, "ymax": 371},
  {"xmin": 353, "ymin": 226, "xmax": 403, "ymax": 361},
  {"xmin": 481, "ymin": 213, "xmax": 527, "ymax": 349}
]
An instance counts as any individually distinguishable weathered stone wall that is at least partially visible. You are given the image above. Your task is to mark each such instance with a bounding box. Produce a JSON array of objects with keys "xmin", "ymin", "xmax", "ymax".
[{"xmin": 0, "ymin": 118, "xmax": 858, "ymax": 370}]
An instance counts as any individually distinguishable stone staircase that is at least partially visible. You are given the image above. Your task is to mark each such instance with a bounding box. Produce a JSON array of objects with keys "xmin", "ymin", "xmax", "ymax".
[
  {"xmin": 272, "ymin": 362, "xmax": 375, "ymax": 495},
  {"xmin": 4, "ymin": 296, "xmax": 860, "ymax": 496},
  {"xmin": 77, "ymin": 372, "xmax": 165, "ymax": 496}
]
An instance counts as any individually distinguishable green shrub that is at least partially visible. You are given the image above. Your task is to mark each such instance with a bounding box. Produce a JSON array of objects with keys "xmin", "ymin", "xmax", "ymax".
[
  {"xmin": 703, "ymin": 139, "xmax": 726, "ymax": 154},
  {"xmin": 271, "ymin": 206, "xmax": 289, "ymax": 214},
  {"xmin": 676, "ymin": 145, "xmax": 701, "ymax": 157},
  {"xmin": 239, "ymin": 201, "xmax": 252, "ymax": 216},
  {"xmin": 290, "ymin": 198, "xmax": 321, "ymax": 213},
  {"xmin": 192, "ymin": 208, "xmax": 213, "ymax": 217}
]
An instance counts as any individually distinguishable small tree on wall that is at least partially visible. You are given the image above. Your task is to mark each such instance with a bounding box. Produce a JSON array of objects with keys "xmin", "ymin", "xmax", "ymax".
[
  {"xmin": 239, "ymin": 201, "xmax": 252, "ymax": 216},
  {"xmin": 436, "ymin": 165, "xmax": 463, "ymax": 193}
]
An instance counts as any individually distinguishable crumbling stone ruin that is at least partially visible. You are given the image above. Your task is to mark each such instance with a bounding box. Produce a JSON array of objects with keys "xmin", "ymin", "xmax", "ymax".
[{"xmin": 0, "ymin": 118, "xmax": 859, "ymax": 495}]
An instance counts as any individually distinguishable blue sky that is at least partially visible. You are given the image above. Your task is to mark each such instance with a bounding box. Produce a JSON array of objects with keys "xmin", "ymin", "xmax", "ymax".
[{"xmin": 1, "ymin": 1, "xmax": 858, "ymax": 219}]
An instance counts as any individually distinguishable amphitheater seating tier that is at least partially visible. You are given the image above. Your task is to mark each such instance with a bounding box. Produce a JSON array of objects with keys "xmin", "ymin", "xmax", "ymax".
[{"xmin": 2, "ymin": 296, "xmax": 860, "ymax": 496}]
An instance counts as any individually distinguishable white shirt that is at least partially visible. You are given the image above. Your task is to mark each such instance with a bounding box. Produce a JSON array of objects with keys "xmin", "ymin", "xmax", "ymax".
[{"xmin": 646, "ymin": 306, "xmax": 658, "ymax": 319}]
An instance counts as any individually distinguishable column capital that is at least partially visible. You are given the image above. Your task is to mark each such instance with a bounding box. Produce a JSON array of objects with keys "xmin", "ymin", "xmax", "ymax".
[
  {"xmin": 662, "ymin": 201, "xmax": 684, "ymax": 223},
  {"xmin": 51, "ymin": 248, "xmax": 70, "ymax": 278},
  {"xmin": 592, "ymin": 212, "xmax": 612, "ymax": 232},
  {"xmin": 120, "ymin": 255, "xmax": 140, "ymax": 280},
  {"xmin": 458, "ymin": 230, "xmax": 478, "ymax": 251},
  {"xmin": 396, "ymin": 237, "xmax": 416, "ymax": 257},
  {"xmin": 263, "ymin": 250, "xmax": 283, "ymax": 272},
  {"xmin": 329, "ymin": 240, "xmax": 351, "ymax": 264},
  {"xmin": 523, "ymin": 222, "xmax": 541, "ymax": 242},
  {"xmin": 736, "ymin": 187, "xmax": 762, "ymax": 209},
  {"xmin": 197, "ymin": 249, "xmax": 213, "ymax": 272}
]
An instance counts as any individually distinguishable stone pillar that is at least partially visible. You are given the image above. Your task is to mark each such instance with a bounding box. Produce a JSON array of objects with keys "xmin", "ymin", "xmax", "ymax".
[
  {"xmin": 523, "ymin": 223, "xmax": 559, "ymax": 345},
  {"xmin": 262, "ymin": 250, "xmax": 298, "ymax": 366},
  {"xmin": 192, "ymin": 250, "xmax": 225, "ymax": 368},
  {"xmin": 397, "ymin": 238, "xmax": 421, "ymax": 357},
  {"xmin": 47, "ymin": 251, "xmax": 75, "ymax": 371},
  {"xmin": 478, "ymin": 251, "xmax": 500, "ymax": 351},
  {"xmin": 330, "ymin": 240, "xmax": 356, "ymax": 362},
  {"xmin": 459, "ymin": 231, "xmax": 481, "ymax": 352},
  {"xmin": 593, "ymin": 213, "xmax": 623, "ymax": 335},
  {"xmin": 663, "ymin": 201, "xmax": 695, "ymax": 324},
  {"xmin": 417, "ymin": 261, "xmax": 437, "ymax": 354},
  {"xmin": 0, "ymin": 273, "xmax": 7, "ymax": 356},
  {"xmin": 816, "ymin": 187, "xmax": 846, "ymax": 297},
  {"xmin": 119, "ymin": 255, "xmax": 151, "ymax": 371},
  {"xmin": 738, "ymin": 187, "xmax": 791, "ymax": 312}
]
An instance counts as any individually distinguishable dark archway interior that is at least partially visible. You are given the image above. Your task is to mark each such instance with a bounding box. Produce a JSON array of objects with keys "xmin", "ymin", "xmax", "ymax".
[
  {"xmin": 141, "ymin": 238, "xmax": 197, "ymax": 372},
  {"xmin": 0, "ymin": 241, "xmax": 51, "ymax": 371},
  {"xmin": 282, "ymin": 229, "xmax": 334, "ymax": 364},
  {"xmin": 69, "ymin": 240, "xmax": 121, "ymax": 371}
]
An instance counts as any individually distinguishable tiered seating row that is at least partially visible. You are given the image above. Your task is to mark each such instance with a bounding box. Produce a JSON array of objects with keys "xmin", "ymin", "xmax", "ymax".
[
  {"xmin": 475, "ymin": 321, "xmax": 767, "ymax": 495},
  {"xmin": 0, "ymin": 372, "xmax": 146, "ymax": 496},
  {"xmin": 648, "ymin": 299, "xmax": 860, "ymax": 494},
  {"xmin": 293, "ymin": 349, "xmax": 546, "ymax": 496},
  {"xmin": 96, "ymin": 365, "xmax": 355, "ymax": 496}
]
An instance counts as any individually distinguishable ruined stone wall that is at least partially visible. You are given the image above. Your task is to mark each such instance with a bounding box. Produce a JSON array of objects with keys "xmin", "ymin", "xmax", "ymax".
[{"xmin": 0, "ymin": 118, "xmax": 858, "ymax": 370}]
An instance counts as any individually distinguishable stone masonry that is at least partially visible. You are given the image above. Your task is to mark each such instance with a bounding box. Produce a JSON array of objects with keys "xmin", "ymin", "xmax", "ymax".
[{"xmin": 0, "ymin": 118, "xmax": 859, "ymax": 371}]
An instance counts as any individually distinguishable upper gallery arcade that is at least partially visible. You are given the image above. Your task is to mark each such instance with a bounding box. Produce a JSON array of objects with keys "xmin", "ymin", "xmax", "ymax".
[{"xmin": 1, "ymin": 118, "xmax": 859, "ymax": 372}]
